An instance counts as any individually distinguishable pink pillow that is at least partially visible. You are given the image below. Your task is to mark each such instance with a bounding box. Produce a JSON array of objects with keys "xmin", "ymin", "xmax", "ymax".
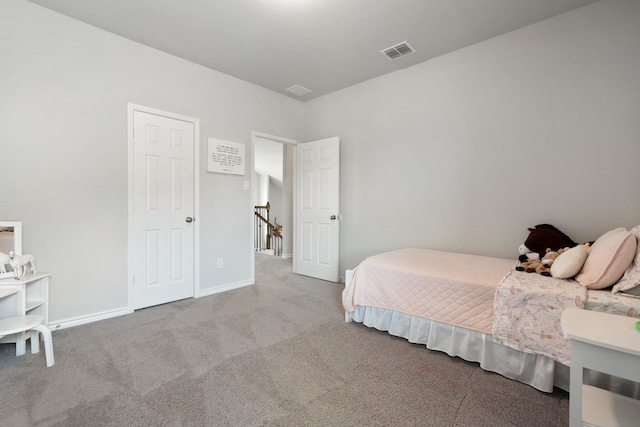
[{"xmin": 576, "ymin": 228, "xmax": 637, "ymax": 289}]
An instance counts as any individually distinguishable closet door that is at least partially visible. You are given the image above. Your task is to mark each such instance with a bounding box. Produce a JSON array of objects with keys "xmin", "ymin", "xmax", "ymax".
[{"xmin": 132, "ymin": 109, "xmax": 195, "ymax": 309}]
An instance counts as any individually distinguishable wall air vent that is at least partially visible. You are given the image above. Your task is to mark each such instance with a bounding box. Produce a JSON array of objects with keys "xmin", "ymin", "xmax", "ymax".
[
  {"xmin": 380, "ymin": 41, "xmax": 416, "ymax": 61},
  {"xmin": 286, "ymin": 85, "xmax": 312, "ymax": 96}
]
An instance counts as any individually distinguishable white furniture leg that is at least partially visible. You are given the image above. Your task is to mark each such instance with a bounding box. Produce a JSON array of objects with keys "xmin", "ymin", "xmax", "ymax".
[
  {"xmin": 32, "ymin": 324, "xmax": 54, "ymax": 367},
  {"xmin": 30, "ymin": 329, "xmax": 40, "ymax": 353}
]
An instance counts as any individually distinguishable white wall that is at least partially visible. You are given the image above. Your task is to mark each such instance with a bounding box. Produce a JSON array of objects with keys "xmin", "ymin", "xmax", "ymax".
[
  {"xmin": 0, "ymin": 0, "xmax": 304, "ymax": 324},
  {"xmin": 3, "ymin": 0, "xmax": 639, "ymax": 325},
  {"xmin": 258, "ymin": 174, "xmax": 270, "ymax": 206},
  {"xmin": 304, "ymin": 0, "xmax": 640, "ymax": 272},
  {"xmin": 282, "ymin": 144, "xmax": 295, "ymax": 257},
  {"xmin": 268, "ymin": 175, "xmax": 284, "ymax": 229}
]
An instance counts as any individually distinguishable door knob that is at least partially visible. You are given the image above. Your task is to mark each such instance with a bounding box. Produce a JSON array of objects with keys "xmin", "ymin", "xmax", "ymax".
[
  {"xmin": 185, "ymin": 217, "xmax": 194, "ymax": 223},
  {"xmin": 330, "ymin": 215, "xmax": 342, "ymax": 221}
]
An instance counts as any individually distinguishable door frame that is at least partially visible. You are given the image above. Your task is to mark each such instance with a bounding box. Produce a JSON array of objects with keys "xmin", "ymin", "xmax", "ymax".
[
  {"xmin": 250, "ymin": 131, "xmax": 299, "ymax": 285},
  {"xmin": 127, "ymin": 103, "xmax": 201, "ymax": 313}
]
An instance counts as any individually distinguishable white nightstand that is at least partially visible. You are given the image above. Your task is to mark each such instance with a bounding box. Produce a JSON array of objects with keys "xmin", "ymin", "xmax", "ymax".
[{"xmin": 561, "ymin": 308, "xmax": 640, "ymax": 427}]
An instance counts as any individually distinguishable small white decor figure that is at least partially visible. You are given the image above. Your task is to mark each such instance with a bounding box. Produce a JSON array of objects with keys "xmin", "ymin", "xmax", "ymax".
[
  {"xmin": 0, "ymin": 252, "xmax": 10, "ymax": 274},
  {"xmin": 8, "ymin": 250, "xmax": 36, "ymax": 279}
]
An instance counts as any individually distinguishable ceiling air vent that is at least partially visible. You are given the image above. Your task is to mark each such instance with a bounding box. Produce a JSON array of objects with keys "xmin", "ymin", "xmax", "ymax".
[
  {"xmin": 380, "ymin": 41, "xmax": 416, "ymax": 61},
  {"xmin": 286, "ymin": 85, "xmax": 312, "ymax": 96}
]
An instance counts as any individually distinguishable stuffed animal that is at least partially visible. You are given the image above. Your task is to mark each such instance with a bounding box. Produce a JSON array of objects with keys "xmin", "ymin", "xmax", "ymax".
[
  {"xmin": 516, "ymin": 247, "xmax": 567, "ymax": 276},
  {"xmin": 518, "ymin": 244, "xmax": 540, "ymax": 262},
  {"xmin": 541, "ymin": 247, "xmax": 568, "ymax": 268},
  {"xmin": 519, "ymin": 224, "xmax": 577, "ymax": 262},
  {"xmin": 516, "ymin": 259, "xmax": 551, "ymax": 276}
]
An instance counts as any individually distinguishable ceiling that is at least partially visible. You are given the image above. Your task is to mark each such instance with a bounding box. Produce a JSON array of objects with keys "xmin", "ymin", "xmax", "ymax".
[{"xmin": 27, "ymin": 0, "xmax": 598, "ymax": 101}]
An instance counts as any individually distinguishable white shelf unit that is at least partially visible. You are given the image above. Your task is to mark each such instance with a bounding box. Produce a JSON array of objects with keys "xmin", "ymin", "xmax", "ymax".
[
  {"xmin": 0, "ymin": 273, "xmax": 50, "ymax": 355},
  {"xmin": 561, "ymin": 308, "xmax": 640, "ymax": 427}
]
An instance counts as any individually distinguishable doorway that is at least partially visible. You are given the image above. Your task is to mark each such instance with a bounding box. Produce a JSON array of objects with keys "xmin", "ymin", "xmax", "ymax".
[
  {"xmin": 250, "ymin": 132, "xmax": 341, "ymax": 284},
  {"xmin": 250, "ymin": 132, "xmax": 297, "ymax": 284}
]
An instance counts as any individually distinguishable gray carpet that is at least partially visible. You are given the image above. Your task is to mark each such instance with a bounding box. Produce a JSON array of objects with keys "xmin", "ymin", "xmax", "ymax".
[{"xmin": 0, "ymin": 254, "xmax": 569, "ymax": 426}]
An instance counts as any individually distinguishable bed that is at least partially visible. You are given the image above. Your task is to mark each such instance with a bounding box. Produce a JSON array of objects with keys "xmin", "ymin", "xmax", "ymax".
[{"xmin": 343, "ymin": 226, "xmax": 640, "ymax": 395}]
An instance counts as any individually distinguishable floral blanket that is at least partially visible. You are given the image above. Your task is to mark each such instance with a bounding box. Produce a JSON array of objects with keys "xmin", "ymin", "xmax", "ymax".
[
  {"xmin": 585, "ymin": 289, "xmax": 640, "ymax": 317},
  {"xmin": 492, "ymin": 270, "xmax": 587, "ymax": 366}
]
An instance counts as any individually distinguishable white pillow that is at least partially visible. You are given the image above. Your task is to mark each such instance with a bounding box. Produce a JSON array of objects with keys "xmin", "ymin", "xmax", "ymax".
[{"xmin": 551, "ymin": 245, "xmax": 589, "ymax": 279}]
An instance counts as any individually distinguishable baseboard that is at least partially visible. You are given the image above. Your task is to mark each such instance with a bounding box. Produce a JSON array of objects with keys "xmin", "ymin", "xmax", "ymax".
[
  {"xmin": 280, "ymin": 253, "xmax": 293, "ymax": 259},
  {"xmin": 197, "ymin": 279, "xmax": 253, "ymax": 298},
  {"xmin": 47, "ymin": 281, "xmax": 255, "ymax": 330},
  {"xmin": 49, "ymin": 306, "xmax": 130, "ymax": 331}
]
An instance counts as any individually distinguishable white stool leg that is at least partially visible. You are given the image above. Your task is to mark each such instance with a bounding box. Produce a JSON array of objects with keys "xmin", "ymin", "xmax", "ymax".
[
  {"xmin": 33, "ymin": 324, "xmax": 54, "ymax": 367},
  {"xmin": 30, "ymin": 329, "xmax": 40, "ymax": 354},
  {"xmin": 16, "ymin": 331, "xmax": 27, "ymax": 356}
]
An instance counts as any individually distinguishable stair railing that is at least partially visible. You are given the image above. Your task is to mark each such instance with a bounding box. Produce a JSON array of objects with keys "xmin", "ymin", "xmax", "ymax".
[{"xmin": 254, "ymin": 202, "xmax": 282, "ymax": 256}]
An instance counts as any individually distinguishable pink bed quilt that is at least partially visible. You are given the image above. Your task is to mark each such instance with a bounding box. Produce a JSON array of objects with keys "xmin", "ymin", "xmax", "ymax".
[{"xmin": 342, "ymin": 248, "xmax": 515, "ymax": 334}]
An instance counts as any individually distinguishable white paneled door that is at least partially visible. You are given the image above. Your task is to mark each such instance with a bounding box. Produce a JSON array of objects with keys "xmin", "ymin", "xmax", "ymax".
[
  {"xmin": 294, "ymin": 137, "xmax": 340, "ymax": 282},
  {"xmin": 132, "ymin": 110, "xmax": 195, "ymax": 309}
]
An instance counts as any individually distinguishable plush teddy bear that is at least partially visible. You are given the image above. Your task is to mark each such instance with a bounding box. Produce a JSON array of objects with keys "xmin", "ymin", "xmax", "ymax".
[
  {"xmin": 516, "ymin": 259, "xmax": 551, "ymax": 276},
  {"xmin": 516, "ymin": 247, "xmax": 567, "ymax": 276},
  {"xmin": 541, "ymin": 247, "xmax": 568, "ymax": 268}
]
